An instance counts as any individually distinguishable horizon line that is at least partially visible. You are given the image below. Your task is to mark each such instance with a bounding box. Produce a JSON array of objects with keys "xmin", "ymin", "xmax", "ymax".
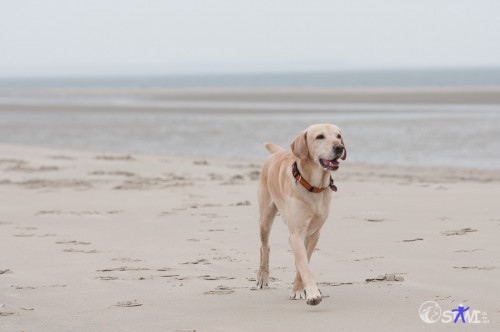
[{"xmin": 2, "ymin": 65, "xmax": 500, "ymax": 80}]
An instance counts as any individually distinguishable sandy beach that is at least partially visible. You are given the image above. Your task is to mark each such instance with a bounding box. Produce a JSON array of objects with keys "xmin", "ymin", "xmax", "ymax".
[
  {"xmin": 3, "ymin": 0, "xmax": 500, "ymax": 329},
  {"xmin": 1, "ymin": 142, "xmax": 499, "ymax": 331}
]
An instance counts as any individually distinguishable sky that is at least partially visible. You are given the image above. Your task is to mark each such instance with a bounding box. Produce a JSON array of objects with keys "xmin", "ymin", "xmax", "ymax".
[{"xmin": 1, "ymin": 0, "xmax": 500, "ymax": 77}]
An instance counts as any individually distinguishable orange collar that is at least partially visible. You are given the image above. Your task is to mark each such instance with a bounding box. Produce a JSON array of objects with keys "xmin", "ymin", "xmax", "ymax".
[{"xmin": 292, "ymin": 162, "xmax": 337, "ymax": 193}]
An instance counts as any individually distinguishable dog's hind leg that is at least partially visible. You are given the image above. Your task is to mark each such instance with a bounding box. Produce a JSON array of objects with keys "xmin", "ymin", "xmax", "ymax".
[{"xmin": 256, "ymin": 185, "xmax": 277, "ymax": 289}]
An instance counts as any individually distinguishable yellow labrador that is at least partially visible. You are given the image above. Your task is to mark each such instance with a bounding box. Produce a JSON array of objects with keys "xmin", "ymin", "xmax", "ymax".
[{"xmin": 256, "ymin": 124, "xmax": 346, "ymax": 305}]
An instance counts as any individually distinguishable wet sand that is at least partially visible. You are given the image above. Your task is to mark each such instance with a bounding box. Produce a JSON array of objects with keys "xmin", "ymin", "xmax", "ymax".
[{"xmin": 1, "ymin": 86, "xmax": 500, "ymax": 114}]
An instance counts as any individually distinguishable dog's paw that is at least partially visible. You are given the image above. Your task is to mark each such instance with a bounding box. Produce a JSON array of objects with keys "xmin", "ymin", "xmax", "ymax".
[
  {"xmin": 305, "ymin": 286, "xmax": 322, "ymax": 306},
  {"xmin": 289, "ymin": 289, "xmax": 306, "ymax": 300},
  {"xmin": 290, "ymin": 279, "xmax": 306, "ymax": 300},
  {"xmin": 256, "ymin": 271, "xmax": 269, "ymax": 289}
]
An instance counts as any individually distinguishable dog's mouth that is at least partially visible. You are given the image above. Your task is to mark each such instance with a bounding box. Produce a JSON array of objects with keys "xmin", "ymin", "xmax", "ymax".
[{"xmin": 319, "ymin": 158, "xmax": 340, "ymax": 171}]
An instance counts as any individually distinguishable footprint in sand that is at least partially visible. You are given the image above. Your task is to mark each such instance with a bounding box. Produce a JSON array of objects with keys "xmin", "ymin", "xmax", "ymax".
[
  {"xmin": 5, "ymin": 163, "xmax": 59, "ymax": 173},
  {"xmin": 220, "ymin": 175, "xmax": 245, "ymax": 185},
  {"xmin": 15, "ymin": 226, "xmax": 38, "ymax": 230},
  {"xmin": 9, "ymin": 285, "xmax": 36, "ymax": 290},
  {"xmin": 212, "ymin": 256, "xmax": 237, "ymax": 262},
  {"xmin": 318, "ymin": 281, "xmax": 355, "ymax": 287},
  {"xmin": 203, "ymin": 285, "xmax": 234, "ymax": 295},
  {"xmin": 365, "ymin": 218, "xmax": 385, "ymax": 222},
  {"xmin": 47, "ymin": 155, "xmax": 76, "ymax": 160},
  {"xmin": 88, "ymin": 170, "xmax": 136, "ymax": 177},
  {"xmin": 113, "ymin": 177, "xmax": 194, "ymax": 190},
  {"xmin": 157, "ymin": 267, "xmax": 173, "ymax": 272},
  {"xmin": 189, "ymin": 203, "xmax": 223, "ymax": 209},
  {"xmin": 208, "ymin": 173, "xmax": 224, "ymax": 181},
  {"xmin": 200, "ymin": 275, "xmax": 236, "ymax": 281},
  {"xmin": 400, "ymin": 238, "xmax": 424, "ymax": 242},
  {"xmin": 96, "ymin": 267, "xmax": 151, "ymax": 281},
  {"xmin": 95, "ymin": 155, "xmax": 135, "ymax": 161},
  {"xmin": 181, "ymin": 259, "xmax": 210, "ymax": 265},
  {"xmin": 55, "ymin": 240, "xmax": 91, "ymax": 245},
  {"xmin": 354, "ymin": 256, "xmax": 384, "ymax": 261},
  {"xmin": 248, "ymin": 276, "xmax": 280, "ymax": 284},
  {"xmin": 246, "ymin": 170, "xmax": 260, "ymax": 181},
  {"xmin": 37, "ymin": 210, "xmax": 123, "ymax": 216},
  {"xmin": 454, "ymin": 249, "xmax": 484, "ymax": 253},
  {"xmin": 160, "ymin": 274, "xmax": 181, "ymax": 279},
  {"xmin": 0, "ymin": 312, "xmax": 14, "ymax": 316},
  {"xmin": 0, "ymin": 158, "xmax": 25, "ymax": 164},
  {"xmin": 9, "ymin": 284, "xmax": 66, "ymax": 290},
  {"xmin": 38, "ymin": 233, "xmax": 58, "ymax": 237},
  {"xmin": 63, "ymin": 248, "xmax": 100, "ymax": 253},
  {"xmin": 159, "ymin": 211, "xmax": 176, "ymax": 216},
  {"xmin": 35, "ymin": 210, "xmax": 62, "ymax": 215},
  {"xmin": 231, "ymin": 200, "xmax": 251, "ymax": 206},
  {"xmin": 441, "ymin": 228, "xmax": 477, "ymax": 236},
  {"xmin": 112, "ymin": 300, "xmax": 142, "ymax": 308},
  {"xmin": 112, "ymin": 257, "xmax": 142, "ymax": 263},
  {"xmin": 20, "ymin": 307, "xmax": 35, "ymax": 311},
  {"xmin": 198, "ymin": 213, "xmax": 227, "ymax": 219},
  {"xmin": 12, "ymin": 233, "xmax": 35, "ymax": 237},
  {"xmin": 97, "ymin": 276, "xmax": 119, "ymax": 281},
  {"xmin": 16, "ymin": 179, "xmax": 92, "ymax": 190},
  {"xmin": 365, "ymin": 273, "xmax": 405, "ymax": 283},
  {"xmin": 453, "ymin": 266, "xmax": 495, "ymax": 270},
  {"xmin": 97, "ymin": 267, "xmax": 149, "ymax": 272},
  {"xmin": 227, "ymin": 163, "xmax": 261, "ymax": 170}
]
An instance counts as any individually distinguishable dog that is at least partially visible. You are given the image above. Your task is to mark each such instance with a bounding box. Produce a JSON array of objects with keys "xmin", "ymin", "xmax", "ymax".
[{"xmin": 256, "ymin": 124, "xmax": 346, "ymax": 305}]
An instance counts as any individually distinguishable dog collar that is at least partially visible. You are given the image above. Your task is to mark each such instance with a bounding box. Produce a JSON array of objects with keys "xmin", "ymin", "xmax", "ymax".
[{"xmin": 292, "ymin": 162, "xmax": 337, "ymax": 193}]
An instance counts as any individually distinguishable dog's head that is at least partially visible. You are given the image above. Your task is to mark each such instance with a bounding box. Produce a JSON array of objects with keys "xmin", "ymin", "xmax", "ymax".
[{"xmin": 290, "ymin": 124, "xmax": 346, "ymax": 171}]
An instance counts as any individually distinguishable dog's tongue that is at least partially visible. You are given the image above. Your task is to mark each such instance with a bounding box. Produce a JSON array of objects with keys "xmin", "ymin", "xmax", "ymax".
[{"xmin": 323, "ymin": 159, "xmax": 339, "ymax": 167}]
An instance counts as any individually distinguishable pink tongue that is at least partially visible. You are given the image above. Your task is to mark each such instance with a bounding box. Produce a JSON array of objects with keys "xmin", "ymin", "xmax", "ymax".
[{"xmin": 324, "ymin": 159, "xmax": 339, "ymax": 167}]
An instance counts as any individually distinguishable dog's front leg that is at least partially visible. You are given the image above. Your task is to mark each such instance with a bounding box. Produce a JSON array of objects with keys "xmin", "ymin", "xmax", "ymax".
[
  {"xmin": 289, "ymin": 231, "xmax": 322, "ymax": 305},
  {"xmin": 290, "ymin": 231, "xmax": 321, "ymax": 300}
]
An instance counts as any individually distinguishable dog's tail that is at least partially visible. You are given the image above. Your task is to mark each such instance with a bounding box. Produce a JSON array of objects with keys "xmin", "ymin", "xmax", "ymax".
[{"xmin": 264, "ymin": 143, "xmax": 285, "ymax": 154}]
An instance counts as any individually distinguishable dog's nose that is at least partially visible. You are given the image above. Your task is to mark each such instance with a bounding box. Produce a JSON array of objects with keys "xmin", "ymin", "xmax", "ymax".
[{"xmin": 333, "ymin": 146, "xmax": 344, "ymax": 156}]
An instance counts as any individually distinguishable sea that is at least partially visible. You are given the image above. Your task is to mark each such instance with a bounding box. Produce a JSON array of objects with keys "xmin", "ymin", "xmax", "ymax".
[{"xmin": 1, "ymin": 68, "xmax": 499, "ymax": 170}]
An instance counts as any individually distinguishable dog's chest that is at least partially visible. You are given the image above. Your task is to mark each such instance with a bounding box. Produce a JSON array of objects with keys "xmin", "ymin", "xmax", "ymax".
[
  {"xmin": 305, "ymin": 202, "xmax": 330, "ymax": 235},
  {"xmin": 304, "ymin": 193, "xmax": 331, "ymax": 221}
]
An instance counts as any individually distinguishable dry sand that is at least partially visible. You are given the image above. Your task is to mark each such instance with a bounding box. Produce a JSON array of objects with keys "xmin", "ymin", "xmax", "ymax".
[{"xmin": 1, "ymin": 143, "xmax": 499, "ymax": 331}]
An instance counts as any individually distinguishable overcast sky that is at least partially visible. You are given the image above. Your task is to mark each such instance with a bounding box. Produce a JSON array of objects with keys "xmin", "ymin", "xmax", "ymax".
[{"xmin": 1, "ymin": 0, "xmax": 500, "ymax": 77}]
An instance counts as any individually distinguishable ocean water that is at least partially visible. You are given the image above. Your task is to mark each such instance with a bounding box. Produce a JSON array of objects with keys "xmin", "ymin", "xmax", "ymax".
[
  {"xmin": 1, "ymin": 68, "xmax": 499, "ymax": 169},
  {"xmin": 0, "ymin": 108, "xmax": 499, "ymax": 170},
  {"xmin": 2, "ymin": 67, "xmax": 500, "ymax": 88}
]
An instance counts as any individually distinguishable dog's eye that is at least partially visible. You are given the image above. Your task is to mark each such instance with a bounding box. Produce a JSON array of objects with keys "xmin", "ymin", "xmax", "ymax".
[
  {"xmin": 337, "ymin": 134, "xmax": 342, "ymax": 139},
  {"xmin": 316, "ymin": 134, "xmax": 325, "ymax": 140}
]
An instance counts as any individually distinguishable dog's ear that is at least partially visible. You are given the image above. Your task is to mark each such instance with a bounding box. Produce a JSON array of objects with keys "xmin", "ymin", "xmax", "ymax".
[
  {"xmin": 340, "ymin": 136, "xmax": 347, "ymax": 160},
  {"xmin": 291, "ymin": 131, "xmax": 309, "ymax": 160}
]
